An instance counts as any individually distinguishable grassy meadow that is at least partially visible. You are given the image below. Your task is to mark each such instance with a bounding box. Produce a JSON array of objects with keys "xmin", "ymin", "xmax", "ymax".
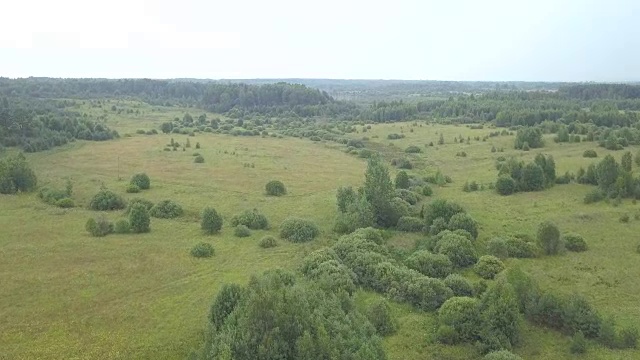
[{"xmin": 1, "ymin": 103, "xmax": 640, "ymax": 359}]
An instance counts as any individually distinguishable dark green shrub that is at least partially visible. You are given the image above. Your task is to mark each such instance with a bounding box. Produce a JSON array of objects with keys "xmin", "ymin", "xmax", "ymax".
[
  {"xmin": 487, "ymin": 237, "xmax": 510, "ymax": 259},
  {"xmin": 85, "ymin": 216, "xmax": 113, "ymax": 237},
  {"xmin": 395, "ymin": 170, "xmax": 410, "ymax": 189},
  {"xmin": 437, "ymin": 233, "xmax": 478, "ymax": 267},
  {"xmin": 424, "ymin": 199, "xmax": 466, "ymax": 227},
  {"xmin": 570, "ymin": 331, "xmax": 587, "ymax": 354},
  {"xmin": 619, "ymin": 326, "xmax": 639, "ymax": 349},
  {"xmin": 495, "ymin": 175, "xmax": 516, "ymax": 195},
  {"xmin": 38, "ymin": 182, "xmax": 73, "ymax": 207},
  {"xmin": 405, "ymin": 250, "xmax": 453, "ymax": 278},
  {"xmin": 259, "ymin": 235, "xmax": 278, "ymax": 248},
  {"xmin": 209, "ymin": 283, "xmax": 244, "ymax": 329},
  {"xmin": 366, "ymin": 299, "xmax": 397, "ymax": 336},
  {"xmin": 388, "ymin": 197, "xmax": 411, "ymax": 226},
  {"xmin": 422, "ymin": 184, "xmax": 433, "ymax": 196},
  {"xmin": 265, "ymin": 180, "xmax": 287, "ymax": 196},
  {"xmin": 438, "ymin": 296, "xmax": 481, "ymax": 343},
  {"xmin": 129, "ymin": 203, "xmax": 150, "ymax": 233},
  {"xmin": 126, "ymin": 183, "xmax": 140, "ymax": 193},
  {"xmin": 56, "ymin": 198, "xmax": 75, "ymax": 208},
  {"xmin": 564, "ymin": 294, "xmax": 602, "ymax": 338},
  {"xmin": 234, "ymin": 225, "xmax": 251, "ymax": 237},
  {"xmin": 130, "ymin": 173, "xmax": 150, "ymax": 190},
  {"xmin": 429, "ymin": 217, "xmax": 449, "ymax": 236},
  {"xmin": 114, "ymin": 219, "xmax": 131, "ymax": 234},
  {"xmin": 436, "ymin": 325, "xmax": 459, "ymax": 345},
  {"xmin": 89, "ymin": 189, "xmax": 126, "ymax": 211},
  {"xmin": 395, "ymin": 189, "xmax": 419, "ymax": 205},
  {"xmin": 194, "ymin": 155, "xmax": 204, "ymax": 163},
  {"xmin": 474, "ymin": 255, "xmax": 506, "ymax": 279},
  {"xmin": 201, "ymin": 207, "xmax": 223, "ymax": 234},
  {"xmin": 444, "ymin": 274, "xmax": 474, "ymax": 297},
  {"xmin": 396, "ymin": 216, "xmax": 425, "ymax": 232},
  {"xmin": 405, "ymin": 145, "xmax": 422, "ymax": 153},
  {"xmin": 191, "ymin": 242, "xmax": 214, "ymax": 258},
  {"xmin": 0, "ymin": 153, "xmax": 37, "ymax": 194},
  {"xmin": 483, "ymin": 350, "xmax": 523, "ymax": 360},
  {"xmin": 620, "ymin": 214, "xmax": 630, "ymax": 223},
  {"xmin": 125, "ymin": 198, "xmax": 154, "ymax": 213},
  {"xmin": 336, "ymin": 186, "xmax": 357, "ymax": 213},
  {"xmin": 583, "ymin": 150, "xmax": 598, "ymax": 158},
  {"xmin": 230, "ymin": 209, "xmax": 269, "ymax": 229},
  {"xmin": 447, "ymin": 212, "xmax": 478, "ymax": 240},
  {"xmin": 564, "ymin": 233, "xmax": 587, "ymax": 252},
  {"xmin": 537, "ymin": 221, "xmax": 563, "ymax": 255},
  {"xmin": 280, "ymin": 217, "xmax": 320, "ymax": 242},
  {"xmin": 149, "ymin": 200, "xmax": 183, "ymax": 218},
  {"xmin": 583, "ymin": 189, "xmax": 605, "ymax": 204}
]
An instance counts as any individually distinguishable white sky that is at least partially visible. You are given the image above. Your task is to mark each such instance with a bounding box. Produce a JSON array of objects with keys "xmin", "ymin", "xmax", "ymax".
[{"xmin": 1, "ymin": 0, "xmax": 639, "ymax": 81}]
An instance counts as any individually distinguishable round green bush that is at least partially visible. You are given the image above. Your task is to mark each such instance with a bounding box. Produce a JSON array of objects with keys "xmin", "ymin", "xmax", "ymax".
[
  {"xmin": 484, "ymin": 350, "xmax": 523, "ymax": 360},
  {"xmin": 265, "ymin": 180, "xmax": 287, "ymax": 196},
  {"xmin": 395, "ymin": 189, "xmax": 419, "ymax": 205},
  {"xmin": 190, "ymin": 242, "xmax": 214, "ymax": 258},
  {"xmin": 583, "ymin": 149, "xmax": 598, "ymax": 158},
  {"xmin": 125, "ymin": 198, "xmax": 154, "ymax": 214},
  {"xmin": 259, "ymin": 235, "xmax": 278, "ymax": 248},
  {"xmin": 114, "ymin": 219, "xmax": 131, "ymax": 234},
  {"xmin": 437, "ymin": 233, "xmax": 478, "ymax": 268},
  {"xmin": 405, "ymin": 250, "xmax": 453, "ymax": 278},
  {"xmin": 234, "ymin": 224, "xmax": 251, "ymax": 237},
  {"xmin": 129, "ymin": 203, "xmax": 150, "ymax": 233},
  {"xmin": 201, "ymin": 207, "xmax": 223, "ymax": 234},
  {"xmin": 194, "ymin": 155, "xmax": 205, "ymax": 163},
  {"xmin": 564, "ymin": 233, "xmax": 587, "ymax": 252},
  {"xmin": 486, "ymin": 237, "xmax": 509, "ymax": 259},
  {"xmin": 230, "ymin": 209, "xmax": 269, "ymax": 230},
  {"xmin": 422, "ymin": 184, "xmax": 433, "ymax": 196},
  {"xmin": 537, "ymin": 221, "xmax": 563, "ymax": 255},
  {"xmin": 495, "ymin": 175, "xmax": 516, "ymax": 195},
  {"xmin": 438, "ymin": 296, "xmax": 481, "ymax": 343},
  {"xmin": 474, "ymin": 255, "xmax": 505, "ymax": 279},
  {"xmin": 85, "ymin": 216, "xmax": 114, "ymax": 237},
  {"xmin": 279, "ymin": 217, "xmax": 320, "ymax": 243},
  {"xmin": 395, "ymin": 170, "xmax": 410, "ymax": 189},
  {"xmin": 367, "ymin": 299, "xmax": 397, "ymax": 336},
  {"xmin": 149, "ymin": 200, "xmax": 183, "ymax": 219},
  {"xmin": 405, "ymin": 145, "xmax": 422, "ymax": 153},
  {"xmin": 130, "ymin": 173, "xmax": 150, "ymax": 190},
  {"xmin": 126, "ymin": 183, "xmax": 141, "ymax": 193},
  {"xmin": 447, "ymin": 213, "xmax": 478, "ymax": 240},
  {"xmin": 89, "ymin": 189, "xmax": 126, "ymax": 211},
  {"xmin": 396, "ymin": 216, "xmax": 425, "ymax": 232},
  {"xmin": 444, "ymin": 274, "xmax": 474, "ymax": 297},
  {"xmin": 56, "ymin": 197, "xmax": 75, "ymax": 208}
]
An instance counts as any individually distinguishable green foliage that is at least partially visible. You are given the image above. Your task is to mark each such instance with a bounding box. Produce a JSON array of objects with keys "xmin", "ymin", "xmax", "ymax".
[
  {"xmin": 258, "ymin": 235, "xmax": 278, "ymax": 248},
  {"xmin": 486, "ymin": 237, "xmax": 510, "ymax": 259},
  {"xmin": 336, "ymin": 186, "xmax": 357, "ymax": 213},
  {"xmin": 125, "ymin": 198, "xmax": 154, "ymax": 213},
  {"xmin": 447, "ymin": 212, "xmax": 478, "ymax": 240},
  {"xmin": 333, "ymin": 195, "xmax": 375, "ymax": 234},
  {"xmin": 423, "ymin": 199, "xmax": 466, "ymax": 227},
  {"xmin": 514, "ymin": 127, "xmax": 543, "ymax": 149},
  {"xmin": 474, "ymin": 255, "xmax": 506, "ymax": 279},
  {"xmin": 564, "ymin": 233, "xmax": 587, "ymax": 252},
  {"xmin": 394, "ymin": 189, "xmax": 419, "ymax": 205},
  {"xmin": 504, "ymin": 236, "xmax": 538, "ymax": 258},
  {"xmin": 56, "ymin": 197, "xmax": 75, "ymax": 208},
  {"xmin": 126, "ymin": 183, "xmax": 140, "ymax": 193},
  {"xmin": 201, "ymin": 207, "xmax": 223, "ymax": 234},
  {"xmin": 477, "ymin": 279, "xmax": 521, "ymax": 352},
  {"xmin": 444, "ymin": 274, "xmax": 474, "ymax": 297},
  {"xmin": 570, "ymin": 331, "xmax": 587, "ymax": 354},
  {"xmin": 234, "ymin": 225, "xmax": 251, "ymax": 237},
  {"xmin": 129, "ymin": 203, "xmax": 150, "ymax": 233},
  {"xmin": 114, "ymin": 219, "xmax": 131, "ymax": 234},
  {"xmin": 405, "ymin": 145, "xmax": 422, "ymax": 153},
  {"xmin": 89, "ymin": 188, "xmax": 126, "ymax": 211},
  {"xmin": 38, "ymin": 181, "xmax": 74, "ymax": 208},
  {"xmin": 194, "ymin": 155, "xmax": 204, "ymax": 163},
  {"xmin": 583, "ymin": 188, "xmax": 605, "ymax": 204},
  {"xmin": 0, "ymin": 153, "xmax": 37, "ymax": 194},
  {"xmin": 537, "ymin": 221, "xmax": 563, "ymax": 255},
  {"xmin": 429, "ymin": 217, "xmax": 449, "ymax": 236},
  {"xmin": 622, "ymin": 151, "xmax": 633, "ymax": 172},
  {"xmin": 396, "ymin": 216, "xmax": 425, "ymax": 232},
  {"xmin": 437, "ymin": 232, "xmax": 478, "ymax": 268},
  {"xmin": 422, "ymin": 184, "xmax": 433, "ymax": 196},
  {"xmin": 583, "ymin": 149, "xmax": 598, "ymax": 158},
  {"xmin": 438, "ymin": 296, "xmax": 481, "ymax": 343},
  {"xmin": 388, "ymin": 197, "xmax": 411, "ymax": 227},
  {"xmin": 230, "ymin": 209, "xmax": 268, "ymax": 230},
  {"xmin": 596, "ymin": 155, "xmax": 620, "ymax": 192},
  {"xmin": 280, "ymin": 218, "xmax": 320, "ymax": 242},
  {"xmin": 149, "ymin": 200, "xmax": 183, "ymax": 218},
  {"xmin": 364, "ymin": 157, "xmax": 396, "ymax": 227},
  {"xmin": 85, "ymin": 216, "xmax": 114, "ymax": 237},
  {"xmin": 521, "ymin": 163, "xmax": 545, "ymax": 191},
  {"xmin": 130, "ymin": 173, "xmax": 150, "ymax": 190},
  {"xmin": 202, "ymin": 271, "xmax": 386, "ymax": 360},
  {"xmin": 395, "ymin": 170, "xmax": 410, "ymax": 189},
  {"xmin": 190, "ymin": 242, "xmax": 214, "ymax": 258},
  {"xmin": 265, "ymin": 180, "xmax": 287, "ymax": 196},
  {"xmin": 483, "ymin": 350, "xmax": 523, "ymax": 360},
  {"xmin": 366, "ymin": 300, "xmax": 397, "ymax": 336},
  {"xmin": 405, "ymin": 250, "xmax": 453, "ymax": 278},
  {"xmin": 209, "ymin": 283, "xmax": 244, "ymax": 329},
  {"xmin": 619, "ymin": 326, "xmax": 639, "ymax": 349}
]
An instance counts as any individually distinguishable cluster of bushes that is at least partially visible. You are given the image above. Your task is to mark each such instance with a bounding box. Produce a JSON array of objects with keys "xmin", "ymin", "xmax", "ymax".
[
  {"xmin": 0, "ymin": 153, "xmax": 38, "ymax": 194},
  {"xmin": 38, "ymin": 180, "xmax": 74, "ymax": 208},
  {"xmin": 280, "ymin": 217, "xmax": 320, "ymax": 242},
  {"xmin": 126, "ymin": 173, "xmax": 150, "ymax": 193},
  {"xmin": 462, "ymin": 180, "xmax": 488, "ymax": 192},
  {"xmin": 578, "ymin": 153, "xmax": 640, "ymax": 202},
  {"xmin": 86, "ymin": 203, "xmax": 150, "ymax": 237},
  {"xmin": 149, "ymin": 200, "xmax": 183, "ymax": 218},
  {"xmin": 495, "ymin": 154, "xmax": 556, "ymax": 195},
  {"xmin": 486, "ymin": 235, "xmax": 539, "ymax": 259},
  {"xmin": 514, "ymin": 127, "xmax": 543, "ymax": 150},
  {"xmin": 230, "ymin": 209, "xmax": 269, "ymax": 229},
  {"xmin": 89, "ymin": 188, "xmax": 126, "ymax": 211}
]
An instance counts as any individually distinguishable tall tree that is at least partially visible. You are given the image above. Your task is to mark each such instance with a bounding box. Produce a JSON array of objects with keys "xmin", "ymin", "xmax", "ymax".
[{"xmin": 364, "ymin": 156, "xmax": 395, "ymax": 227}]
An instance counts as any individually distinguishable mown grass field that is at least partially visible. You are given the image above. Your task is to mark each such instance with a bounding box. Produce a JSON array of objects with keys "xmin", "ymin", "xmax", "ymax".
[{"xmin": 2, "ymin": 103, "xmax": 640, "ymax": 359}]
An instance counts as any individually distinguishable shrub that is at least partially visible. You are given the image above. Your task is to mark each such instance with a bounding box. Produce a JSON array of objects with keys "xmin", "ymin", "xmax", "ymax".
[
  {"xmin": 114, "ymin": 219, "xmax": 131, "ymax": 234},
  {"xmin": 56, "ymin": 198, "xmax": 75, "ymax": 208},
  {"xmin": 194, "ymin": 155, "xmax": 205, "ymax": 163},
  {"xmin": 429, "ymin": 217, "xmax": 449, "ymax": 236},
  {"xmin": 130, "ymin": 173, "xmax": 150, "ymax": 190},
  {"xmin": 564, "ymin": 294, "xmax": 602, "ymax": 338},
  {"xmin": 126, "ymin": 184, "xmax": 140, "ymax": 193},
  {"xmin": 474, "ymin": 255, "xmax": 505, "ymax": 279},
  {"xmin": 484, "ymin": 351, "xmax": 523, "ymax": 360},
  {"xmin": 395, "ymin": 170, "xmax": 410, "ymax": 189},
  {"xmin": 405, "ymin": 145, "xmax": 422, "ymax": 153},
  {"xmin": 234, "ymin": 225, "xmax": 251, "ymax": 237},
  {"xmin": 405, "ymin": 250, "xmax": 453, "ymax": 278},
  {"xmin": 259, "ymin": 235, "xmax": 278, "ymax": 248},
  {"xmin": 280, "ymin": 217, "xmax": 320, "ymax": 242},
  {"xmin": 437, "ymin": 233, "xmax": 478, "ymax": 267},
  {"xmin": 583, "ymin": 150, "xmax": 598, "ymax": 158},
  {"xmin": 423, "ymin": 199, "xmax": 466, "ymax": 227},
  {"xmin": 230, "ymin": 209, "xmax": 269, "ymax": 230},
  {"xmin": 85, "ymin": 216, "xmax": 113, "ymax": 237},
  {"xmin": 564, "ymin": 233, "xmax": 587, "ymax": 252},
  {"xmin": 436, "ymin": 325, "xmax": 459, "ymax": 345},
  {"xmin": 89, "ymin": 189, "xmax": 126, "ymax": 211},
  {"xmin": 422, "ymin": 184, "xmax": 433, "ymax": 196},
  {"xmin": 583, "ymin": 189, "xmax": 605, "ymax": 204},
  {"xmin": 125, "ymin": 198, "xmax": 154, "ymax": 213},
  {"xmin": 0, "ymin": 153, "xmax": 38, "ymax": 194},
  {"xmin": 191, "ymin": 242, "xmax": 214, "ymax": 258},
  {"xmin": 201, "ymin": 207, "xmax": 223, "ymax": 234},
  {"xmin": 149, "ymin": 200, "xmax": 183, "ymax": 218},
  {"xmin": 486, "ymin": 237, "xmax": 509, "ymax": 259},
  {"xmin": 396, "ymin": 216, "xmax": 425, "ymax": 232},
  {"xmin": 505, "ymin": 236, "xmax": 538, "ymax": 258},
  {"xmin": 395, "ymin": 189, "xmax": 419, "ymax": 205},
  {"xmin": 447, "ymin": 212, "xmax": 478, "ymax": 240},
  {"xmin": 444, "ymin": 274, "xmax": 474, "ymax": 297},
  {"xmin": 620, "ymin": 214, "xmax": 630, "ymax": 223},
  {"xmin": 495, "ymin": 175, "xmax": 516, "ymax": 195},
  {"xmin": 265, "ymin": 180, "xmax": 287, "ymax": 196},
  {"xmin": 570, "ymin": 331, "xmax": 587, "ymax": 354},
  {"xmin": 537, "ymin": 221, "xmax": 563, "ymax": 255},
  {"xmin": 438, "ymin": 296, "xmax": 481, "ymax": 343},
  {"xmin": 129, "ymin": 203, "xmax": 150, "ymax": 233},
  {"xmin": 619, "ymin": 326, "xmax": 639, "ymax": 349},
  {"xmin": 367, "ymin": 300, "xmax": 397, "ymax": 336}
]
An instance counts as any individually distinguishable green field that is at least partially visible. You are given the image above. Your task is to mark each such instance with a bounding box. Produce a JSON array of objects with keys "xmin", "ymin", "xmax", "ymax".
[{"xmin": 1, "ymin": 103, "xmax": 639, "ymax": 359}]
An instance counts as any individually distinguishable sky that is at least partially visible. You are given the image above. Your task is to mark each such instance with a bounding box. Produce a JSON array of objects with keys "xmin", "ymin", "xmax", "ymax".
[{"xmin": 1, "ymin": 0, "xmax": 639, "ymax": 82}]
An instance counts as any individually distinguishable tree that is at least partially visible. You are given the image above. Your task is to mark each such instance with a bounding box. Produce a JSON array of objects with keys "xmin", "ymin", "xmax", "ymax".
[
  {"xmin": 596, "ymin": 155, "xmax": 620, "ymax": 192},
  {"xmin": 367, "ymin": 300, "xmax": 397, "ymax": 336},
  {"xmin": 130, "ymin": 173, "xmax": 150, "ymax": 190},
  {"xmin": 395, "ymin": 170, "xmax": 410, "ymax": 189},
  {"xmin": 0, "ymin": 153, "xmax": 38, "ymax": 194},
  {"xmin": 536, "ymin": 221, "xmax": 562, "ymax": 255},
  {"xmin": 438, "ymin": 296, "xmax": 481, "ymax": 343},
  {"xmin": 514, "ymin": 127, "xmax": 543, "ymax": 149},
  {"xmin": 622, "ymin": 151, "xmax": 633, "ymax": 172},
  {"xmin": 521, "ymin": 163, "xmax": 545, "ymax": 191},
  {"xmin": 129, "ymin": 203, "xmax": 150, "ymax": 233},
  {"xmin": 336, "ymin": 186, "xmax": 357, "ymax": 213},
  {"xmin": 201, "ymin": 207, "xmax": 223, "ymax": 234},
  {"xmin": 363, "ymin": 157, "xmax": 395, "ymax": 227},
  {"xmin": 495, "ymin": 175, "xmax": 516, "ymax": 195},
  {"xmin": 478, "ymin": 279, "xmax": 521, "ymax": 352},
  {"xmin": 438, "ymin": 133, "xmax": 445, "ymax": 145},
  {"xmin": 160, "ymin": 122, "xmax": 173, "ymax": 134},
  {"xmin": 447, "ymin": 213, "xmax": 479, "ymax": 240},
  {"xmin": 265, "ymin": 180, "xmax": 287, "ymax": 196}
]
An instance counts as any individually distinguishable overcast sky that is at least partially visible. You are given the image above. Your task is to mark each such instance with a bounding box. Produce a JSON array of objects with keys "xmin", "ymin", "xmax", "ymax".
[{"xmin": 1, "ymin": 0, "xmax": 638, "ymax": 81}]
